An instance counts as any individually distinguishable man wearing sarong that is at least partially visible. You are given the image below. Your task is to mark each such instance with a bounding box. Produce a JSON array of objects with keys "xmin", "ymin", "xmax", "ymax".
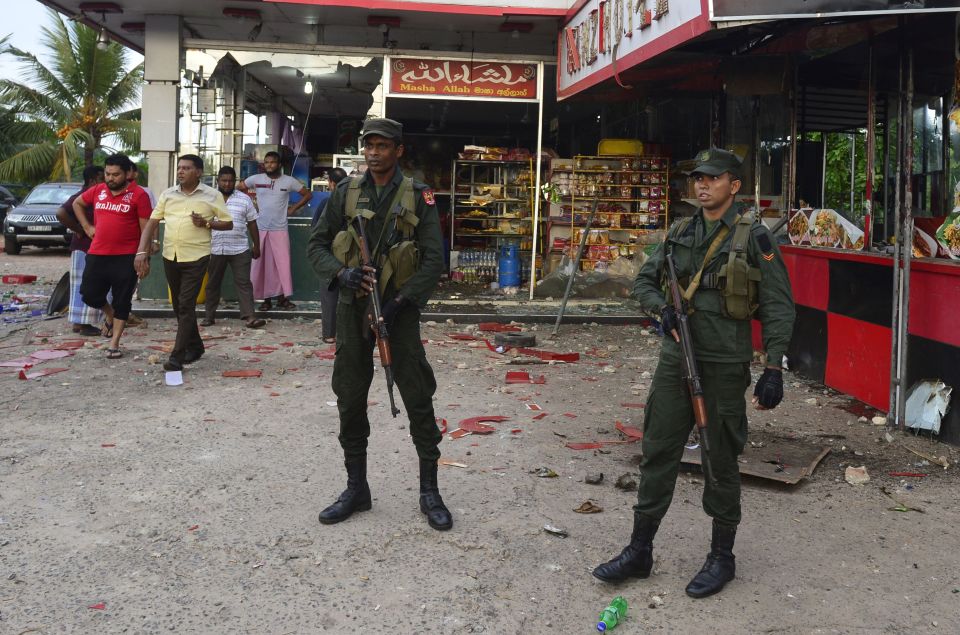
[{"xmin": 238, "ymin": 151, "xmax": 312, "ymax": 310}]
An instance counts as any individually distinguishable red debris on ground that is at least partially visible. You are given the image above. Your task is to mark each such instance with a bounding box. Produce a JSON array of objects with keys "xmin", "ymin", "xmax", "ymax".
[
  {"xmin": 87, "ymin": 602, "xmax": 106, "ymax": 610},
  {"xmin": 505, "ymin": 371, "xmax": 546, "ymax": 384},
  {"xmin": 436, "ymin": 418, "xmax": 448, "ymax": 434},
  {"xmin": 30, "ymin": 349, "xmax": 73, "ymax": 360},
  {"xmin": 515, "ymin": 348, "xmax": 580, "ymax": 362},
  {"xmin": 532, "ymin": 412, "xmax": 549, "ymax": 420},
  {"xmin": 222, "ymin": 369, "xmax": 263, "ymax": 378},
  {"xmin": 19, "ymin": 367, "xmax": 68, "ymax": 380},
  {"xmin": 620, "ymin": 402, "xmax": 646, "ymax": 409},
  {"xmin": 616, "ymin": 420, "xmax": 644, "ymax": 440},
  {"xmin": 448, "ymin": 333, "xmax": 477, "ymax": 341},
  {"xmin": 458, "ymin": 415, "xmax": 509, "ymax": 434},
  {"xmin": 2, "ymin": 274, "xmax": 37, "ymax": 284},
  {"xmin": 478, "ymin": 322, "xmax": 521, "ymax": 332}
]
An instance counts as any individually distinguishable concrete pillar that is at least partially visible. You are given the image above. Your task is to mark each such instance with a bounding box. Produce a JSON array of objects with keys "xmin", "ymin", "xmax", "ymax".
[{"xmin": 141, "ymin": 15, "xmax": 183, "ymax": 194}]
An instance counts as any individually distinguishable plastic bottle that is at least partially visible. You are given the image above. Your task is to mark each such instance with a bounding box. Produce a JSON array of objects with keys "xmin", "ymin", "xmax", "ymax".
[{"xmin": 597, "ymin": 596, "xmax": 628, "ymax": 632}]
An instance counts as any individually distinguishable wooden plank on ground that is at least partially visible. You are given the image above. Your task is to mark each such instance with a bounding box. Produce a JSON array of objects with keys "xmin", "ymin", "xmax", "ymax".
[{"xmin": 682, "ymin": 436, "xmax": 830, "ymax": 485}]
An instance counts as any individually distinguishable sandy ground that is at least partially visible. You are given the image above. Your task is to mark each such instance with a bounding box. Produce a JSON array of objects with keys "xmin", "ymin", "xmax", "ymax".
[{"xmin": 1, "ymin": 247, "xmax": 959, "ymax": 634}]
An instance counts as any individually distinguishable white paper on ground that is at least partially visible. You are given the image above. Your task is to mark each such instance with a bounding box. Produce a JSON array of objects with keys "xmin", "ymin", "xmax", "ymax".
[
  {"xmin": 165, "ymin": 371, "xmax": 184, "ymax": 386},
  {"xmin": 905, "ymin": 380, "xmax": 952, "ymax": 435}
]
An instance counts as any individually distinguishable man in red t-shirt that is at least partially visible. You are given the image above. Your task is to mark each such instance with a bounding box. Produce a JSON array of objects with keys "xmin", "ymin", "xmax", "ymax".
[{"xmin": 73, "ymin": 153, "xmax": 153, "ymax": 359}]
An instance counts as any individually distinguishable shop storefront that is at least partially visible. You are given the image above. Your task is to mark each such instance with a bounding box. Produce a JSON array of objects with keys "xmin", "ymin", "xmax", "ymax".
[{"xmin": 556, "ymin": 3, "xmax": 960, "ymax": 442}]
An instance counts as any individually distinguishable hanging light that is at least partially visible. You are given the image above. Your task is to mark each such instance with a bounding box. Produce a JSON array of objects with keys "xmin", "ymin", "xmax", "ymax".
[
  {"xmin": 96, "ymin": 28, "xmax": 110, "ymax": 50},
  {"xmin": 303, "ymin": 80, "xmax": 313, "ymax": 95}
]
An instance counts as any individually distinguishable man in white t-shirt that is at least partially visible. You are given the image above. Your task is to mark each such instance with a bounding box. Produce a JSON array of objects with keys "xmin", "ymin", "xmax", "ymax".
[{"xmin": 238, "ymin": 151, "xmax": 312, "ymax": 310}]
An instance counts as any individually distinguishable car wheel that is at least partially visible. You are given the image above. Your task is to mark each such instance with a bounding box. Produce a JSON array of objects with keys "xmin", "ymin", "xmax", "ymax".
[{"xmin": 3, "ymin": 235, "xmax": 21, "ymax": 255}]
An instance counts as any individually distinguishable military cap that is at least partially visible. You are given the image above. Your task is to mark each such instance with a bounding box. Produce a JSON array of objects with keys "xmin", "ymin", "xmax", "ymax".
[
  {"xmin": 688, "ymin": 148, "xmax": 742, "ymax": 179},
  {"xmin": 360, "ymin": 118, "xmax": 403, "ymax": 141}
]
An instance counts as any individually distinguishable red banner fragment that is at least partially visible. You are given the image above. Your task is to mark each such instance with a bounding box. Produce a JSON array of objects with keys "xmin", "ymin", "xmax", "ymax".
[
  {"xmin": 532, "ymin": 412, "xmax": 549, "ymax": 420},
  {"xmin": 436, "ymin": 418, "xmax": 448, "ymax": 434}
]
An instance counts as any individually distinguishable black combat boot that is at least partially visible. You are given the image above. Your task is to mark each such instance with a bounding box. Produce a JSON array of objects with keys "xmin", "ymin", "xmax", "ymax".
[
  {"xmin": 592, "ymin": 514, "xmax": 660, "ymax": 582},
  {"xmin": 318, "ymin": 457, "xmax": 372, "ymax": 524},
  {"xmin": 419, "ymin": 458, "xmax": 453, "ymax": 531},
  {"xmin": 685, "ymin": 521, "xmax": 737, "ymax": 598}
]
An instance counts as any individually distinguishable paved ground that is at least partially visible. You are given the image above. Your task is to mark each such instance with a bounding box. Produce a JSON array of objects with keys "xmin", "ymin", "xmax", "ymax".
[{"xmin": 1, "ymin": 247, "xmax": 959, "ymax": 633}]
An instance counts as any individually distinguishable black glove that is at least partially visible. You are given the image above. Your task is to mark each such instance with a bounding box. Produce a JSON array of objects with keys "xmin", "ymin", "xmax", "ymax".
[
  {"xmin": 380, "ymin": 295, "xmax": 409, "ymax": 327},
  {"xmin": 754, "ymin": 368, "xmax": 784, "ymax": 409},
  {"xmin": 659, "ymin": 305, "xmax": 679, "ymax": 337},
  {"xmin": 337, "ymin": 267, "xmax": 365, "ymax": 290}
]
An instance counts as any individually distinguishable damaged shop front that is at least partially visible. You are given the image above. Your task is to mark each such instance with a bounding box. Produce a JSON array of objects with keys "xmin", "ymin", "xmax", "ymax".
[{"xmin": 554, "ymin": 1, "xmax": 960, "ymax": 443}]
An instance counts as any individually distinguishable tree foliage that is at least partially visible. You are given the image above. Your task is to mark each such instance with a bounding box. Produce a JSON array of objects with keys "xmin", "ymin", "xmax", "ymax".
[{"xmin": 0, "ymin": 10, "xmax": 142, "ymax": 183}]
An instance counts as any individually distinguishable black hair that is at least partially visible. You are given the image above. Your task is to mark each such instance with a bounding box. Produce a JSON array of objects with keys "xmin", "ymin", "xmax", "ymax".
[
  {"xmin": 264, "ymin": 151, "xmax": 281, "ymax": 161},
  {"xmin": 104, "ymin": 153, "xmax": 134, "ymax": 172},
  {"xmin": 329, "ymin": 167, "xmax": 348, "ymax": 184},
  {"xmin": 178, "ymin": 154, "xmax": 204, "ymax": 170},
  {"xmin": 82, "ymin": 165, "xmax": 104, "ymax": 187},
  {"xmin": 218, "ymin": 166, "xmax": 237, "ymax": 178}
]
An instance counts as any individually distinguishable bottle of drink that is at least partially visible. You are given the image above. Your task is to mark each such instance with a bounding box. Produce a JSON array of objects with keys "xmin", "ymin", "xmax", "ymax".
[{"xmin": 597, "ymin": 596, "xmax": 627, "ymax": 632}]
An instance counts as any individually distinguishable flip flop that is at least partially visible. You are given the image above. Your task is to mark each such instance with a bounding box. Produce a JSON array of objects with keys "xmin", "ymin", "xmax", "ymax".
[
  {"xmin": 101, "ymin": 320, "xmax": 114, "ymax": 338},
  {"xmin": 258, "ymin": 300, "xmax": 273, "ymax": 311},
  {"xmin": 106, "ymin": 348, "xmax": 123, "ymax": 359},
  {"xmin": 322, "ymin": 337, "xmax": 336, "ymax": 344},
  {"xmin": 245, "ymin": 318, "xmax": 266, "ymax": 329},
  {"xmin": 277, "ymin": 298, "xmax": 297, "ymax": 310}
]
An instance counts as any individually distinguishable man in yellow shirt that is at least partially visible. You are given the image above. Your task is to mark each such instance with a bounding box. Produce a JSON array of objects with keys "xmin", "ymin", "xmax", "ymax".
[{"xmin": 134, "ymin": 154, "xmax": 233, "ymax": 371}]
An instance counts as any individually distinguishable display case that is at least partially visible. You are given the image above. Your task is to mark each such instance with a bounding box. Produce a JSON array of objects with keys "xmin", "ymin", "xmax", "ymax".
[
  {"xmin": 548, "ymin": 155, "xmax": 669, "ymax": 271},
  {"xmin": 450, "ymin": 159, "xmax": 540, "ymax": 284}
]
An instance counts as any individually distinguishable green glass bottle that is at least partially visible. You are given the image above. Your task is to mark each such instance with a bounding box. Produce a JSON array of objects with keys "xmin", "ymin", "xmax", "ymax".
[{"xmin": 597, "ymin": 595, "xmax": 628, "ymax": 631}]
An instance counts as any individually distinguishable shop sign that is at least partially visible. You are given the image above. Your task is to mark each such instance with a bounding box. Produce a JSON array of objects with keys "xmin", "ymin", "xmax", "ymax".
[
  {"xmin": 387, "ymin": 57, "xmax": 538, "ymax": 101},
  {"xmin": 712, "ymin": 0, "xmax": 960, "ymax": 21},
  {"xmin": 558, "ymin": 0, "xmax": 708, "ymax": 99}
]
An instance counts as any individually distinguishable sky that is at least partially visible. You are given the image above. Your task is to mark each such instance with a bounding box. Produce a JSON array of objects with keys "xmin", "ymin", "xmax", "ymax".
[{"xmin": 0, "ymin": 0, "xmax": 143, "ymax": 81}]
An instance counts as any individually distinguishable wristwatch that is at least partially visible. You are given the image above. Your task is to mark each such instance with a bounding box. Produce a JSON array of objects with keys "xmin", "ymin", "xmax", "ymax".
[{"xmin": 206, "ymin": 219, "xmax": 213, "ymax": 229}]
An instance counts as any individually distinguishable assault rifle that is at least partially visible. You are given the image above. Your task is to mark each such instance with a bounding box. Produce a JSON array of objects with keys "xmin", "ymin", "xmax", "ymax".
[
  {"xmin": 664, "ymin": 250, "xmax": 717, "ymax": 485},
  {"xmin": 353, "ymin": 216, "xmax": 401, "ymax": 418}
]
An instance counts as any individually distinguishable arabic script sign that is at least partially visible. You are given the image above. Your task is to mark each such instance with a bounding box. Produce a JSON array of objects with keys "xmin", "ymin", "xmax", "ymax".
[{"xmin": 388, "ymin": 57, "xmax": 538, "ymax": 101}]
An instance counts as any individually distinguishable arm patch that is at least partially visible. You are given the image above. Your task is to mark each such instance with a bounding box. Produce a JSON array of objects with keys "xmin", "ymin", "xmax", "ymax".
[{"xmin": 755, "ymin": 231, "xmax": 772, "ymax": 253}]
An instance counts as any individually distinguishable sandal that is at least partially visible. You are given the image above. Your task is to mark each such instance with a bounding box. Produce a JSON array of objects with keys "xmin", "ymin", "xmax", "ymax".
[
  {"xmin": 258, "ymin": 300, "xmax": 273, "ymax": 311},
  {"xmin": 106, "ymin": 348, "xmax": 123, "ymax": 359},
  {"xmin": 101, "ymin": 320, "xmax": 114, "ymax": 338},
  {"xmin": 277, "ymin": 298, "xmax": 297, "ymax": 310},
  {"xmin": 323, "ymin": 337, "xmax": 336, "ymax": 344},
  {"xmin": 245, "ymin": 318, "xmax": 266, "ymax": 329}
]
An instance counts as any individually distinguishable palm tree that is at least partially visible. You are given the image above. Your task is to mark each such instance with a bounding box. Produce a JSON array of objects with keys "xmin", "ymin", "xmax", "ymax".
[{"xmin": 0, "ymin": 10, "xmax": 142, "ymax": 182}]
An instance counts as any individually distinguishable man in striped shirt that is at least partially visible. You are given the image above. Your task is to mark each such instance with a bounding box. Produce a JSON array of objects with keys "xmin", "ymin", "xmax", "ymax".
[{"xmin": 202, "ymin": 166, "xmax": 266, "ymax": 329}]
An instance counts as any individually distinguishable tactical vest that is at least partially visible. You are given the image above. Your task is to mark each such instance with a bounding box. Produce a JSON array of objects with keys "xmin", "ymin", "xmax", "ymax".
[
  {"xmin": 332, "ymin": 176, "xmax": 421, "ymax": 295},
  {"xmin": 668, "ymin": 210, "xmax": 761, "ymax": 320}
]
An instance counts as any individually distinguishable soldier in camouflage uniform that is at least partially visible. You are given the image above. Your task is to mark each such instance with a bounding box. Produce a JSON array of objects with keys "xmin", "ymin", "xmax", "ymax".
[
  {"xmin": 593, "ymin": 148, "xmax": 795, "ymax": 597},
  {"xmin": 307, "ymin": 118, "xmax": 451, "ymax": 531}
]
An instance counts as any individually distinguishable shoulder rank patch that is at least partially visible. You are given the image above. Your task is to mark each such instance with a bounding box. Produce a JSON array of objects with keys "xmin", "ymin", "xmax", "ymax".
[
  {"xmin": 762, "ymin": 252, "xmax": 775, "ymax": 262},
  {"xmin": 422, "ymin": 189, "xmax": 435, "ymax": 206}
]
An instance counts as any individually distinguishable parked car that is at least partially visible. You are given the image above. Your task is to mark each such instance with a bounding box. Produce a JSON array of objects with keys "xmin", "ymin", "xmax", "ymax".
[
  {"xmin": 0, "ymin": 185, "xmax": 20, "ymax": 224},
  {"xmin": 3, "ymin": 182, "xmax": 81, "ymax": 255}
]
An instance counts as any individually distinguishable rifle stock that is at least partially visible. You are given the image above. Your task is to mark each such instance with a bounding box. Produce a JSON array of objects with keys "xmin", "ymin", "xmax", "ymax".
[
  {"xmin": 665, "ymin": 252, "xmax": 717, "ymax": 485},
  {"xmin": 353, "ymin": 216, "xmax": 401, "ymax": 418}
]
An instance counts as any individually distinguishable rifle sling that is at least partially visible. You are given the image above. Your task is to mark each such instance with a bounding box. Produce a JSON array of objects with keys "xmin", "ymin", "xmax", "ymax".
[{"xmin": 680, "ymin": 215, "xmax": 739, "ymax": 303}]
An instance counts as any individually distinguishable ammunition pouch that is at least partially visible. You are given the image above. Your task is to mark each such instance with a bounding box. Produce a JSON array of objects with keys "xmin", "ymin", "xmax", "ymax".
[{"xmin": 717, "ymin": 212, "xmax": 761, "ymax": 320}]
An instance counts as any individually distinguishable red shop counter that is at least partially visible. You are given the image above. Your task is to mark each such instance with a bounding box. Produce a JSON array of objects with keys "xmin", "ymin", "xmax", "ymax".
[{"xmin": 768, "ymin": 246, "xmax": 960, "ymax": 444}]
